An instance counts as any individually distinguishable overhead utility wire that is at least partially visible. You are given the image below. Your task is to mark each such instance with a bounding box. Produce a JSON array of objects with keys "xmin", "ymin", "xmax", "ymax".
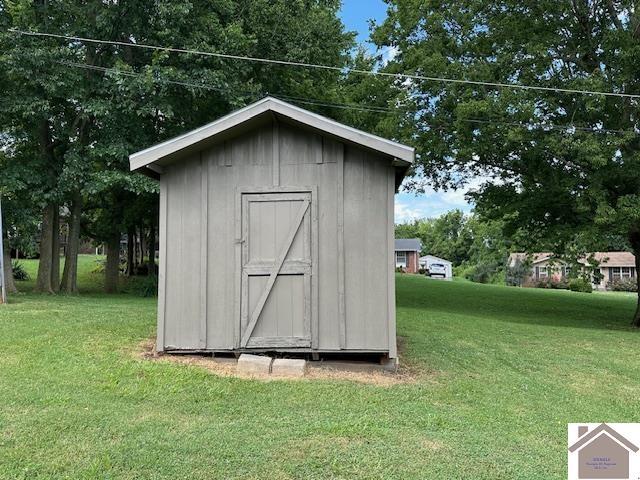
[
  {"xmin": 54, "ymin": 60, "xmax": 637, "ymax": 135},
  {"xmin": 464, "ymin": 118, "xmax": 635, "ymax": 135},
  {"xmin": 11, "ymin": 29, "xmax": 640, "ymax": 100},
  {"xmin": 55, "ymin": 60, "xmax": 395, "ymax": 114}
]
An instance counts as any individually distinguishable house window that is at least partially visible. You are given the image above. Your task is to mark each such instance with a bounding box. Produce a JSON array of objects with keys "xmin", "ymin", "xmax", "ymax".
[
  {"xmin": 538, "ymin": 266, "xmax": 548, "ymax": 279},
  {"xmin": 611, "ymin": 267, "xmax": 621, "ymax": 280},
  {"xmin": 621, "ymin": 267, "xmax": 632, "ymax": 278},
  {"xmin": 396, "ymin": 251, "xmax": 407, "ymax": 268}
]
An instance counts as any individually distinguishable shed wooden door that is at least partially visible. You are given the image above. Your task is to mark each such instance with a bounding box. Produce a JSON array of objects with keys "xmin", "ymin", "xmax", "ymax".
[{"xmin": 239, "ymin": 192, "xmax": 312, "ymax": 348}]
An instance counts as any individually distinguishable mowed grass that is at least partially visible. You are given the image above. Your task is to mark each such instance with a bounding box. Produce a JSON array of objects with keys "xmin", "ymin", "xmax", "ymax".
[{"xmin": 1, "ymin": 257, "xmax": 639, "ymax": 479}]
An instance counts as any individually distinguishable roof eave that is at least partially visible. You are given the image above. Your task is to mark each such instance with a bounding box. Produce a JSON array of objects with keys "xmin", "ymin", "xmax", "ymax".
[{"xmin": 129, "ymin": 97, "xmax": 414, "ymax": 172}]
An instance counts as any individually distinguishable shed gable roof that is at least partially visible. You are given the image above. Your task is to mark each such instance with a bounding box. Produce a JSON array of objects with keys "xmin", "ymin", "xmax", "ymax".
[{"xmin": 129, "ymin": 97, "xmax": 414, "ymax": 173}]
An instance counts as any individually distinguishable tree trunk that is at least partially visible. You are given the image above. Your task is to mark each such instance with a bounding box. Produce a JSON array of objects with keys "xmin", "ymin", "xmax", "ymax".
[
  {"xmin": 51, "ymin": 206, "xmax": 60, "ymax": 292},
  {"xmin": 630, "ymin": 231, "xmax": 640, "ymax": 328},
  {"xmin": 148, "ymin": 220, "xmax": 156, "ymax": 276},
  {"xmin": 60, "ymin": 193, "xmax": 82, "ymax": 293},
  {"xmin": 35, "ymin": 204, "xmax": 56, "ymax": 294},
  {"xmin": 140, "ymin": 227, "xmax": 147, "ymax": 273},
  {"xmin": 105, "ymin": 232, "xmax": 120, "ymax": 293},
  {"xmin": 126, "ymin": 227, "xmax": 134, "ymax": 276},
  {"xmin": 2, "ymin": 238, "xmax": 17, "ymax": 295}
]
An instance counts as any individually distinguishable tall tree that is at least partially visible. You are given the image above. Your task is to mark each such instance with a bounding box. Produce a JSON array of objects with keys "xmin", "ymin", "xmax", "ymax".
[
  {"xmin": 375, "ymin": 0, "xmax": 640, "ymax": 325},
  {"xmin": 2, "ymin": 0, "xmax": 356, "ymax": 294}
]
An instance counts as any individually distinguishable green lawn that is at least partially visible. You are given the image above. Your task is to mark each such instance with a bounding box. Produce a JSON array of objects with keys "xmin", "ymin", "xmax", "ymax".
[{"xmin": 1, "ymin": 258, "xmax": 639, "ymax": 479}]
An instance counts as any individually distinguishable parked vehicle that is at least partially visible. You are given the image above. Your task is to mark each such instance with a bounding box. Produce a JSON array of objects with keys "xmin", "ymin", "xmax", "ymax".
[
  {"xmin": 420, "ymin": 255, "xmax": 453, "ymax": 280},
  {"xmin": 427, "ymin": 263, "xmax": 447, "ymax": 278}
]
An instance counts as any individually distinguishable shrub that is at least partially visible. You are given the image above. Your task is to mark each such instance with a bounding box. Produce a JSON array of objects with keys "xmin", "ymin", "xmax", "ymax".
[
  {"xmin": 609, "ymin": 278, "xmax": 638, "ymax": 292},
  {"xmin": 492, "ymin": 270, "xmax": 506, "ymax": 285},
  {"xmin": 466, "ymin": 261, "xmax": 502, "ymax": 284},
  {"xmin": 12, "ymin": 261, "xmax": 30, "ymax": 281},
  {"xmin": 418, "ymin": 268, "xmax": 426, "ymax": 275},
  {"xmin": 126, "ymin": 274, "xmax": 158, "ymax": 297},
  {"xmin": 506, "ymin": 262, "xmax": 530, "ymax": 286},
  {"xmin": 455, "ymin": 264, "xmax": 474, "ymax": 280},
  {"xmin": 569, "ymin": 278, "xmax": 592, "ymax": 293},
  {"xmin": 395, "ymin": 266, "xmax": 405, "ymax": 273},
  {"xmin": 93, "ymin": 258, "xmax": 127, "ymax": 274},
  {"xmin": 535, "ymin": 278, "xmax": 569, "ymax": 290}
]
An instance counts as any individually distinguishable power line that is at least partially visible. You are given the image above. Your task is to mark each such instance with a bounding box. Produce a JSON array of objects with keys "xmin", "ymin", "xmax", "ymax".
[
  {"xmin": 10, "ymin": 28, "xmax": 640, "ymax": 100},
  {"xmin": 271, "ymin": 96, "xmax": 393, "ymax": 113},
  {"xmin": 464, "ymin": 118, "xmax": 636, "ymax": 135},
  {"xmin": 53, "ymin": 61, "xmax": 639, "ymax": 134},
  {"xmin": 55, "ymin": 60, "xmax": 395, "ymax": 114},
  {"xmin": 57, "ymin": 60, "xmax": 256, "ymax": 94}
]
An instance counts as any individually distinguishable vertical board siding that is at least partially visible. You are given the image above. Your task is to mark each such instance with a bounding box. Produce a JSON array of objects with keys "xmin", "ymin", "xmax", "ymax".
[
  {"xmin": 199, "ymin": 155, "xmax": 208, "ymax": 348},
  {"xmin": 272, "ymin": 121, "xmax": 280, "ymax": 186},
  {"xmin": 205, "ymin": 146, "xmax": 234, "ymax": 348},
  {"xmin": 343, "ymin": 146, "xmax": 389, "ymax": 350},
  {"xmin": 207, "ymin": 126, "xmax": 274, "ymax": 349},
  {"xmin": 280, "ymin": 126, "xmax": 341, "ymax": 350},
  {"xmin": 343, "ymin": 148, "xmax": 365, "ymax": 348},
  {"xmin": 161, "ymin": 119, "xmax": 395, "ymax": 354},
  {"xmin": 387, "ymin": 167, "xmax": 398, "ymax": 358},
  {"xmin": 164, "ymin": 156, "xmax": 202, "ymax": 349},
  {"xmin": 363, "ymin": 153, "xmax": 388, "ymax": 349},
  {"xmin": 157, "ymin": 176, "xmax": 168, "ymax": 351},
  {"xmin": 320, "ymin": 138, "xmax": 343, "ymax": 350}
]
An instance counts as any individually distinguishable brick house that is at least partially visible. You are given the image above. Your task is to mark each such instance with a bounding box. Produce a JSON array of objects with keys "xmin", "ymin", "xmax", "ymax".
[{"xmin": 395, "ymin": 238, "xmax": 422, "ymax": 273}]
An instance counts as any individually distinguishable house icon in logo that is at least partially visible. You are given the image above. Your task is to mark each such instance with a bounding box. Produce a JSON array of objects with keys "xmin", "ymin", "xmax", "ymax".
[{"xmin": 569, "ymin": 423, "xmax": 639, "ymax": 479}]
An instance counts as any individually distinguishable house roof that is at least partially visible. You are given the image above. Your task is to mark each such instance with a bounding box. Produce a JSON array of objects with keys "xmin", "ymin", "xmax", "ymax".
[
  {"xmin": 568, "ymin": 423, "xmax": 639, "ymax": 453},
  {"xmin": 585, "ymin": 252, "xmax": 636, "ymax": 268},
  {"xmin": 395, "ymin": 238, "xmax": 422, "ymax": 252},
  {"xmin": 420, "ymin": 255, "xmax": 452, "ymax": 265},
  {"xmin": 508, "ymin": 252, "xmax": 554, "ymax": 265},
  {"xmin": 129, "ymin": 97, "xmax": 415, "ymax": 175},
  {"xmin": 509, "ymin": 252, "xmax": 636, "ymax": 267}
]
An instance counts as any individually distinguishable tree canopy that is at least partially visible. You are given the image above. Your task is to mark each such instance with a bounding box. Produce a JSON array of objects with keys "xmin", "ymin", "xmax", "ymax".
[
  {"xmin": 0, "ymin": 0, "xmax": 356, "ymax": 293},
  {"xmin": 374, "ymin": 0, "xmax": 640, "ymax": 324}
]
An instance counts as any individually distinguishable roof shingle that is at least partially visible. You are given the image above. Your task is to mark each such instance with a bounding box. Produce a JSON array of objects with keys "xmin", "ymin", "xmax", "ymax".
[{"xmin": 395, "ymin": 238, "xmax": 422, "ymax": 252}]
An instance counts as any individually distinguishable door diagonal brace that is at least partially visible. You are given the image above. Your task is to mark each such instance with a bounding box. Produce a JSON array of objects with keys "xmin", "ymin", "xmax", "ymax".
[{"xmin": 241, "ymin": 199, "xmax": 310, "ymax": 347}]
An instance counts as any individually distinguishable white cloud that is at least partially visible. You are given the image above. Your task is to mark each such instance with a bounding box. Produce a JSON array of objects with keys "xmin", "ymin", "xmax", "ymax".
[
  {"xmin": 394, "ymin": 175, "xmax": 494, "ymax": 223},
  {"xmin": 380, "ymin": 45, "xmax": 399, "ymax": 65},
  {"xmin": 394, "ymin": 201, "xmax": 424, "ymax": 223}
]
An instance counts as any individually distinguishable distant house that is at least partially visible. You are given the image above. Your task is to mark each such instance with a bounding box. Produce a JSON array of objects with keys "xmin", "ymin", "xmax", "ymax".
[
  {"xmin": 419, "ymin": 255, "xmax": 453, "ymax": 280},
  {"xmin": 395, "ymin": 239, "xmax": 422, "ymax": 273},
  {"xmin": 508, "ymin": 252, "xmax": 637, "ymax": 290}
]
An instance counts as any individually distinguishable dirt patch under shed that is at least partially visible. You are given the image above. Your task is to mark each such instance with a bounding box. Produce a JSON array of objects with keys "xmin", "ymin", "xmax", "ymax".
[{"xmin": 137, "ymin": 338, "xmax": 418, "ymax": 386}]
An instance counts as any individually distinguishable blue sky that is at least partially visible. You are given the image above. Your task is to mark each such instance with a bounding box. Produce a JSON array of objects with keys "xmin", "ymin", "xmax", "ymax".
[{"xmin": 338, "ymin": 1, "xmax": 474, "ymax": 222}]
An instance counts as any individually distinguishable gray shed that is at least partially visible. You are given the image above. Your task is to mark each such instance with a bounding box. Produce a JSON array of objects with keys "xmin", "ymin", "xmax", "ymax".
[{"xmin": 129, "ymin": 97, "xmax": 414, "ymax": 358}]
